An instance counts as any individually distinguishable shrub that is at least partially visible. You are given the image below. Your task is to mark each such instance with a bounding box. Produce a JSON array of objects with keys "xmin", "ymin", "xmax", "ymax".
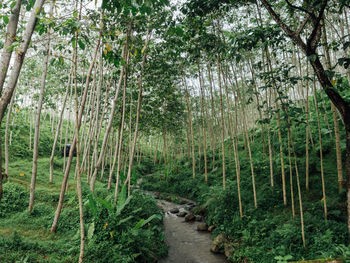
[{"xmin": 0, "ymin": 183, "xmax": 28, "ymax": 217}]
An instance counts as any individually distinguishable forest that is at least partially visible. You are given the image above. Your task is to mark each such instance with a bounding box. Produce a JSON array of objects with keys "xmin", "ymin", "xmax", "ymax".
[{"xmin": 0, "ymin": 0, "xmax": 349, "ymax": 262}]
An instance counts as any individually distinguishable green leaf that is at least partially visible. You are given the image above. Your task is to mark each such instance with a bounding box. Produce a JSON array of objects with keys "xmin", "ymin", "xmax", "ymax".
[
  {"xmin": 78, "ymin": 39, "xmax": 85, "ymax": 50},
  {"xmin": 96, "ymin": 197, "xmax": 113, "ymax": 212},
  {"xmin": 307, "ymin": 54, "xmax": 317, "ymax": 62},
  {"xmin": 3, "ymin": 16, "xmax": 9, "ymax": 25},
  {"xmin": 117, "ymin": 185, "xmax": 127, "ymax": 209},
  {"xmin": 87, "ymin": 194, "xmax": 98, "ymax": 217},
  {"xmin": 87, "ymin": 223, "xmax": 95, "ymax": 239},
  {"xmin": 116, "ymin": 196, "xmax": 132, "ymax": 216},
  {"xmin": 71, "ymin": 37, "xmax": 76, "ymax": 49},
  {"xmin": 133, "ymin": 214, "xmax": 162, "ymax": 230},
  {"xmin": 118, "ymin": 215, "xmax": 134, "ymax": 225},
  {"xmin": 10, "ymin": 1, "xmax": 16, "ymax": 9}
]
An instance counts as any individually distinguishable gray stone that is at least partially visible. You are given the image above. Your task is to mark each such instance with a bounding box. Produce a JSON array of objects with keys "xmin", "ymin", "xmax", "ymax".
[
  {"xmin": 186, "ymin": 202, "xmax": 196, "ymax": 209},
  {"xmin": 169, "ymin": 208, "xmax": 179, "ymax": 214},
  {"xmin": 179, "ymin": 199, "xmax": 187, "ymax": 205},
  {"xmin": 224, "ymin": 243, "xmax": 234, "ymax": 258},
  {"xmin": 177, "ymin": 211, "xmax": 187, "ymax": 217},
  {"xmin": 208, "ymin": 225, "xmax": 216, "ymax": 232},
  {"xmin": 197, "ymin": 223, "xmax": 208, "ymax": 231},
  {"xmin": 198, "ymin": 206, "xmax": 206, "ymax": 215},
  {"xmin": 210, "ymin": 234, "xmax": 228, "ymax": 254},
  {"xmin": 184, "ymin": 213, "xmax": 195, "ymax": 222},
  {"xmin": 195, "ymin": 215, "xmax": 203, "ymax": 221}
]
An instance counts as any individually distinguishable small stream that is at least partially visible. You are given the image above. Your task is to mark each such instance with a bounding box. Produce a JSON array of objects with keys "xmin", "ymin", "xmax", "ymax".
[
  {"xmin": 156, "ymin": 199, "xmax": 228, "ymax": 263},
  {"xmin": 136, "ymin": 178, "xmax": 228, "ymax": 263}
]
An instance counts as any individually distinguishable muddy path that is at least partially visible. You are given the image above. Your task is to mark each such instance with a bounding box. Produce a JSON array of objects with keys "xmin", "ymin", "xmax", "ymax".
[{"xmin": 156, "ymin": 199, "xmax": 228, "ymax": 263}]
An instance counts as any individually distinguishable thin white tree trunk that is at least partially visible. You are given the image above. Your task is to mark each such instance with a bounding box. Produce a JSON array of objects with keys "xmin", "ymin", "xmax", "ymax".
[
  {"xmin": 0, "ymin": 0, "xmax": 46, "ymax": 201},
  {"xmin": 90, "ymin": 41, "xmax": 127, "ymax": 191},
  {"xmin": 0, "ymin": 0, "xmax": 21, "ymax": 93},
  {"xmin": 49, "ymin": 65, "xmax": 73, "ymax": 183},
  {"xmin": 5, "ymin": 86, "xmax": 17, "ymax": 175},
  {"xmin": 50, "ymin": 21, "xmax": 102, "ymax": 232},
  {"xmin": 125, "ymin": 32, "xmax": 151, "ymax": 195},
  {"xmin": 29, "ymin": 0, "xmax": 54, "ymax": 212}
]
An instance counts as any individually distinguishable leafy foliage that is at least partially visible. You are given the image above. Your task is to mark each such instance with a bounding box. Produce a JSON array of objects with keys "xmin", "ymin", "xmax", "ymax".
[{"xmin": 85, "ymin": 187, "xmax": 167, "ymax": 263}]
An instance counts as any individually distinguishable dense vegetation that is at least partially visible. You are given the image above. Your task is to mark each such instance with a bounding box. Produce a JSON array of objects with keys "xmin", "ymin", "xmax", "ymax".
[
  {"xmin": 0, "ymin": 157, "xmax": 166, "ymax": 263},
  {"xmin": 141, "ymin": 93, "xmax": 349, "ymax": 261},
  {"xmin": 0, "ymin": 0, "xmax": 350, "ymax": 262}
]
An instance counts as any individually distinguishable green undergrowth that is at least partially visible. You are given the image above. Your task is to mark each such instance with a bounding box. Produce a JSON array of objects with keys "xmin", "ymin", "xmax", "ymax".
[{"xmin": 0, "ymin": 157, "xmax": 167, "ymax": 262}]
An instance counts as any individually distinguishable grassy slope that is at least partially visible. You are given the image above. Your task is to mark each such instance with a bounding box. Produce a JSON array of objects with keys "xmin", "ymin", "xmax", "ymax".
[{"xmin": 0, "ymin": 157, "xmax": 82, "ymax": 262}]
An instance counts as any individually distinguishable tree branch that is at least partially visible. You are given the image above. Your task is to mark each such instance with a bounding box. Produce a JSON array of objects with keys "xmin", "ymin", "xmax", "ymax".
[
  {"xmin": 284, "ymin": 0, "xmax": 313, "ymax": 17},
  {"xmin": 259, "ymin": 0, "xmax": 295, "ymax": 37},
  {"xmin": 296, "ymin": 13, "xmax": 311, "ymax": 36},
  {"xmin": 307, "ymin": 0, "xmax": 328, "ymax": 51},
  {"xmin": 259, "ymin": 0, "xmax": 307, "ymax": 50}
]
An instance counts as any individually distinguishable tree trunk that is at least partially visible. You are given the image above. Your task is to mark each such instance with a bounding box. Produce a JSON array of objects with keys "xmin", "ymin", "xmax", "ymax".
[
  {"xmin": 29, "ymin": 0, "xmax": 54, "ymax": 212},
  {"xmin": 124, "ymin": 32, "xmax": 151, "ymax": 196},
  {"xmin": 50, "ymin": 24, "xmax": 102, "ymax": 232},
  {"xmin": 207, "ymin": 64, "xmax": 217, "ymax": 170},
  {"xmin": 5, "ymin": 86, "xmax": 17, "ymax": 175},
  {"xmin": 0, "ymin": 0, "xmax": 21, "ymax": 94},
  {"xmin": 184, "ymin": 78, "xmax": 196, "ymax": 179},
  {"xmin": 49, "ymin": 65, "xmax": 73, "ymax": 183},
  {"xmin": 114, "ymin": 44, "xmax": 129, "ymax": 203},
  {"xmin": 322, "ymin": 22, "xmax": 343, "ymax": 192},
  {"xmin": 259, "ymin": 0, "xmax": 350, "ymax": 229},
  {"xmin": 90, "ymin": 40, "xmax": 126, "ymax": 191},
  {"xmin": 197, "ymin": 60, "xmax": 208, "ymax": 183},
  {"xmin": 0, "ymin": 0, "xmax": 46, "ymax": 201},
  {"xmin": 313, "ymin": 79, "xmax": 328, "ymax": 220},
  {"xmin": 108, "ymin": 126, "xmax": 121, "ymax": 189},
  {"xmin": 217, "ymin": 58, "xmax": 226, "ymax": 190},
  {"xmin": 72, "ymin": 4, "xmax": 85, "ymax": 260},
  {"xmin": 223, "ymin": 64, "xmax": 243, "ymax": 218}
]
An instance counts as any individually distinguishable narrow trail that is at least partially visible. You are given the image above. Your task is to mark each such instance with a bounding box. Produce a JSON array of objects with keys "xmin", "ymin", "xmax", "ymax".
[{"xmin": 156, "ymin": 199, "xmax": 228, "ymax": 263}]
